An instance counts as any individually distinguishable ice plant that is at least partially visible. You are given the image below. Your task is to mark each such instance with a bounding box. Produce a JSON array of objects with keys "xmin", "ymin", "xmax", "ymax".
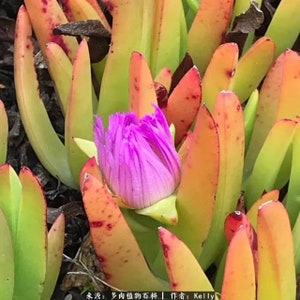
[
  {"xmin": 94, "ymin": 106, "xmax": 181, "ymax": 209},
  {"xmin": 12, "ymin": 0, "xmax": 300, "ymax": 297},
  {"xmin": 0, "ymin": 164, "xmax": 65, "ymax": 300}
]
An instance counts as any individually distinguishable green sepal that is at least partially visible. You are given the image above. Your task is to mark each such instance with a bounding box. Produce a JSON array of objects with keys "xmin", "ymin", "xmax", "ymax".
[{"xmin": 135, "ymin": 195, "xmax": 178, "ymax": 225}]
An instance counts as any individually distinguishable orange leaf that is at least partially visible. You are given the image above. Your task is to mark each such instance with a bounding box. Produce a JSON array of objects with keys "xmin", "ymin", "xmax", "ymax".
[
  {"xmin": 159, "ymin": 227, "xmax": 214, "ymax": 291},
  {"xmin": 221, "ymin": 228, "xmax": 256, "ymax": 300},
  {"xmin": 81, "ymin": 174, "xmax": 166, "ymax": 290},
  {"xmin": 201, "ymin": 43, "xmax": 239, "ymax": 112},
  {"xmin": 129, "ymin": 51, "xmax": 157, "ymax": 118},
  {"xmin": 188, "ymin": 0, "xmax": 234, "ymax": 74},
  {"xmin": 163, "ymin": 66, "xmax": 202, "ymax": 145},
  {"xmin": 257, "ymin": 201, "xmax": 296, "ymax": 299},
  {"xmin": 171, "ymin": 104, "xmax": 219, "ymax": 257}
]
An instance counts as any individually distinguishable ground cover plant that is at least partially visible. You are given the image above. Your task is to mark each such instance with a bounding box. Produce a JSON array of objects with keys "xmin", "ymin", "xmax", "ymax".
[{"xmin": 0, "ymin": 0, "xmax": 300, "ymax": 299}]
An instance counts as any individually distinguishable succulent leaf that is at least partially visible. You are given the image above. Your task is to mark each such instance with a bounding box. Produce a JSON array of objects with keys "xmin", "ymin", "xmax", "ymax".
[
  {"xmin": 221, "ymin": 228, "xmax": 256, "ymax": 300},
  {"xmin": 44, "ymin": 43, "xmax": 73, "ymax": 115},
  {"xmin": 246, "ymin": 190, "xmax": 279, "ymax": 230},
  {"xmin": 97, "ymin": 0, "xmax": 155, "ymax": 124},
  {"xmin": 171, "ymin": 104, "xmax": 219, "ymax": 257},
  {"xmin": 245, "ymin": 50, "xmax": 300, "ymax": 177},
  {"xmin": 150, "ymin": 0, "xmax": 187, "ymax": 76},
  {"xmin": 162, "ymin": 66, "xmax": 202, "ymax": 145},
  {"xmin": 0, "ymin": 209, "xmax": 14, "ymax": 300},
  {"xmin": 285, "ymin": 122, "xmax": 300, "ymax": 226},
  {"xmin": 230, "ymin": 37, "xmax": 275, "ymax": 103},
  {"xmin": 257, "ymin": 201, "xmax": 296, "ymax": 300},
  {"xmin": 243, "ymin": 89, "xmax": 259, "ymax": 153},
  {"xmin": 65, "ymin": 39, "xmax": 94, "ymax": 183},
  {"xmin": 23, "ymin": 0, "xmax": 78, "ymax": 61},
  {"xmin": 81, "ymin": 173, "xmax": 167, "ymax": 290},
  {"xmin": 129, "ymin": 51, "xmax": 157, "ymax": 118},
  {"xmin": 14, "ymin": 6, "xmax": 76, "ymax": 188},
  {"xmin": 293, "ymin": 211, "xmax": 300, "ymax": 274},
  {"xmin": 245, "ymin": 119, "xmax": 296, "ymax": 208},
  {"xmin": 41, "ymin": 214, "xmax": 65, "ymax": 300},
  {"xmin": 199, "ymin": 92, "xmax": 245, "ymax": 269},
  {"xmin": 0, "ymin": 100, "xmax": 8, "ymax": 164},
  {"xmin": 201, "ymin": 43, "xmax": 239, "ymax": 112},
  {"xmin": 13, "ymin": 168, "xmax": 47, "ymax": 299},
  {"xmin": 265, "ymin": 0, "xmax": 300, "ymax": 57},
  {"xmin": 158, "ymin": 227, "xmax": 215, "ymax": 291},
  {"xmin": 188, "ymin": 0, "xmax": 234, "ymax": 75}
]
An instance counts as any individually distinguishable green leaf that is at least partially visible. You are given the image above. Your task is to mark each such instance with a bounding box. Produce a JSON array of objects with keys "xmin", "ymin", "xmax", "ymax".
[
  {"xmin": 285, "ymin": 122, "xmax": 300, "ymax": 226},
  {"xmin": 97, "ymin": 0, "xmax": 155, "ymax": 125},
  {"xmin": 150, "ymin": 0, "xmax": 187, "ymax": 76},
  {"xmin": 244, "ymin": 89, "xmax": 259, "ymax": 153},
  {"xmin": 41, "ymin": 214, "xmax": 65, "ymax": 300},
  {"xmin": 293, "ymin": 211, "xmax": 300, "ymax": 274},
  {"xmin": 230, "ymin": 37, "xmax": 275, "ymax": 103},
  {"xmin": 0, "ymin": 209, "xmax": 14, "ymax": 300},
  {"xmin": 265, "ymin": 0, "xmax": 300, "ymax": 57},
  {"xmin": 73, "ymin": 138, "xmax": 97, "ymax": 160},
  {"xmin": 245, "ymin": 119, "xmax": 296, "ymax": 208},
  {"xmin": 13, "ymin": 168, "xmax": 47, "ymax": 299},
  {"xmin": 0, "ymin": 101, "xmax": 8, "ymax": 164},
  {"xmin": 0, "ymin": 164, "xmax": 22, "ymax": 239},
  {"xmin": 44, "ymin": 43, "xmax": 73, "ymax": 115},
  {"xmin": 14, "ymin": 6, "xmax": 76, "ymax": 188},
  {"xmin": 65, "ymin": 39, "xmax": 94, "ymax": 183}
]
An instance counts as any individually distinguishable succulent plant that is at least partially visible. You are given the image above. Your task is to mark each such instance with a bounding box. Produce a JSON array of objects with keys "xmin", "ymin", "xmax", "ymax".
[
  {"xmin": 12, "ymin": 0, "xmax": 300, "ymax": 298},
  {"xmin": 0, "ymin": 164, "xmax": 65, "ymax": 299}
]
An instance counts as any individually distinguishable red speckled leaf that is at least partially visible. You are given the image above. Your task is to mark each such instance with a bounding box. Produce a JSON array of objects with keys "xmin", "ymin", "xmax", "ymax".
[
  {"xmin": 230, "ymin": 36, "xmax": 275, "ymax": 103},
  {"xmin": 129, "ymin": 51, "xmax": 157, "ymax": 118},
  {"xmin": 171, "ymin": 104, "xmax": 219, "ymax": 257},
  {"xmin": 199, "ymin": 92, "xmax": 245, "ymax": 269},
  {"xmin": 245, "ymin": 50, "xmax": 300, "ymax": 177},
  {"xmin": 158, "ymin": 227, "xmax": 214, "ymax": 291},
  {"xmin": 162, "ymin": 66, "xmax": 202, "ymax": 145},
  {"xmin": 201, "ymin": 43, "xmax": 239, "ymax": 112},
  {"xmin": 188, "ymin": 0, "xmax": 234, "ymax": 74},
  {"xmin": 81, "ymin": 173, "xmax": 167, "ymax": 290},
  {"xmin": 23, "ymin": 0, "xmax": 78, "ymax": 61}
]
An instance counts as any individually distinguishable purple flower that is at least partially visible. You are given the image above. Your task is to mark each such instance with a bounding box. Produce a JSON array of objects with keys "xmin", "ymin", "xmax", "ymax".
[{"xmin": 94, "ymin": 107, "xmax": 181, "ymax": 209}]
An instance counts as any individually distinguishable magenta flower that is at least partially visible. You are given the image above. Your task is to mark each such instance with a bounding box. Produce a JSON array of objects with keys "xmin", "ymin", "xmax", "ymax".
[{"xmin": 94, "ymin": 107, "xmax": 181, "ymax": 209}]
